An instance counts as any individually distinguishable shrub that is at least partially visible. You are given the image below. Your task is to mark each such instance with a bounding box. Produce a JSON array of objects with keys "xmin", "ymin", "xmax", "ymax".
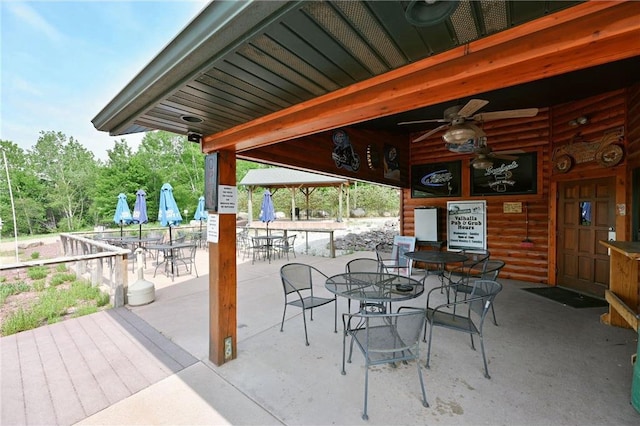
[
  {"xmin": 0, "ymin": 281, "xmax": 31, "ymax": 304},
  {"xmin": 1, "ymin": 309, "xmax": 40, "ymax": 336},
  {"xmin": 50, "ymin": 273, "xmax": 76, "ymax": 287},
  {"xmin": 55, "ymin": 264, "xmax": 67, "ymax": 273},
  {"xmin": 27, "ymin": 266, "xmax": 48, "ymax": 280},
  {"xmin": 30, "ymin": 251, "xmax": 40, "ymax": 260}
]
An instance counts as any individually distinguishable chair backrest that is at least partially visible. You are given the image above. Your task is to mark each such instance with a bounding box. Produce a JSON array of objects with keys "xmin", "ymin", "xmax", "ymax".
[
  {"xmin": 467, "ymin": 280, "xmax": 503, "ymax": 320},
  {"xmin": 359, "ymin": 308, "xmax": 426, "ymax": 354},
  {"xmin": 346, "ymin": 258, "xmax": 381, "ymax": 274},
  {"xmin": 284, "ymin": 234, "xmax": 296, "ymax": 249},
  {"xmin": 480, "ymin": 260, "xmax": 505, "ymax": 280},
  {"xmin": 280, "ymin": 263, "xmax": 328, "ymax": 296}
]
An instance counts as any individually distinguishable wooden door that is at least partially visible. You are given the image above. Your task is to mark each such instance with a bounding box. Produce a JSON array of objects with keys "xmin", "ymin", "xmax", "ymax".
[{"xmin": 557, "ymin": 178, "xmax": 615, "ymax": 297}]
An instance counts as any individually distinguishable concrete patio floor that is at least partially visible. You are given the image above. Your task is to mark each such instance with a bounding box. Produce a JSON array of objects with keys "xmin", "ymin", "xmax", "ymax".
[{"xmin": 2, "ymin": 246, "xmax": 639, "ymax": 425}]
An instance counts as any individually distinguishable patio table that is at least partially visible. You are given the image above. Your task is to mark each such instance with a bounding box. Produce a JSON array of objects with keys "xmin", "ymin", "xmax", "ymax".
[
  {"xmin": 403, "ymin": 250, "xmax": 467, "ymax": 286},
  {"xmin": 251, "ymin": 235, "xmax": 283, "ymax": 263},
  {"xmin": 146, "ymin": 242, "xmax": 194, "ymax": 281},
  {"xmin": 326, "ymin": 272, "xmax": 424, "ymax": 313}
]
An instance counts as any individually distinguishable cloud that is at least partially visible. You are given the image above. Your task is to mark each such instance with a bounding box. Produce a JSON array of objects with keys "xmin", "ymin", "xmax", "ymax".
[{"xmin": 6, "ymin": 1, "xmax": 65, "ymax": 44}]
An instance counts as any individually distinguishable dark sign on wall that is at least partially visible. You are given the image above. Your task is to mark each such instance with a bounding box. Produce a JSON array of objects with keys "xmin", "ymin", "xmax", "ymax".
[
  {"xmin": 471, "ymin": 152, "xmax": 537, "ymax": 196},
  {"xmin": 204, "ymin": 153, "xmax": 218, "ymax": 211},
  {"xmin": 411, "ymin": 161, "xmax": 461, "ymax": 198}
]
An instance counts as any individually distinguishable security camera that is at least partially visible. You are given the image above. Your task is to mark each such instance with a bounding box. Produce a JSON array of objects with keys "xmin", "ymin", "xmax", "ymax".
[{"xmin": 187, "ymin": 132, "xmax": 202, "ymax": 143}]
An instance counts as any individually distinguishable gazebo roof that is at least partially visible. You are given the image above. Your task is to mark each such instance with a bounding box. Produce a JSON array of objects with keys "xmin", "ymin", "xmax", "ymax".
[{"xmin": 239, "ymin": 168, "xmax": 348, "ymax": 189}]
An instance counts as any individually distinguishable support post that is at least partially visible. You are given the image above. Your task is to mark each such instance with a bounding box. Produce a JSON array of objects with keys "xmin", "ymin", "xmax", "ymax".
[{"xmin": 209, "ymin": 149, "xmax": 237, "ymax": 365}]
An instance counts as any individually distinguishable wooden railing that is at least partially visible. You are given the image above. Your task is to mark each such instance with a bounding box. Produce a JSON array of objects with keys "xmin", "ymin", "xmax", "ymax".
[{"xmin": 0, "ymin": 234, "xmax": 131, "ymax": 308}]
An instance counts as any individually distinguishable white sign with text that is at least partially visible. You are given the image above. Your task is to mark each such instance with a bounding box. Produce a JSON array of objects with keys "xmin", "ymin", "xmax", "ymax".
[
  {"xmin": 447, "ymin": 200, "xmax": 486, "ymax": 251},
  {"xmin": 207, "ymin": 213, "xmax": 219, "ymax": 243},
  {"xmin": 217, "ymin": 185, "xmax": 237, "ymax": 214}
]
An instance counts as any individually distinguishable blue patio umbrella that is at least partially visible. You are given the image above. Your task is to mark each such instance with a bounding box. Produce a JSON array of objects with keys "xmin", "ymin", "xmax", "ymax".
[
  {"xmin": 193, "ymin": 195, "xmax": 207, "ymax": 231},
  {"xmin": 113, "ymin": 193, "xmax": 132, "ymax": 237},
  {"xmin": 158, "ymin": 183, "xmax": 182, "ymax": 244},
  {"xmin": 132, "ymin": 189, "xmax": 148, "ymax": 239},
  {"xmin": 259, "ymin": 189, "xmax": 276, "ymax": 235}
]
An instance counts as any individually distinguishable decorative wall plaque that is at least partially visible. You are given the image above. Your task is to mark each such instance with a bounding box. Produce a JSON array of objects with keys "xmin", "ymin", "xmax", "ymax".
[{"xmin": 552, "ymin": 127, "xmax": 624, "ymax": 173}]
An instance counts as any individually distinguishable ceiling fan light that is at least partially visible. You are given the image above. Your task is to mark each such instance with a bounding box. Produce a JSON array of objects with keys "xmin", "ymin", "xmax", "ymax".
[
  {"xmin": 443, "ymin": 124, "xmax": 477, "ymax": 144},
  {"xmin": 472, "ymin": 158, "xmax": 493, "ymax": 170}
]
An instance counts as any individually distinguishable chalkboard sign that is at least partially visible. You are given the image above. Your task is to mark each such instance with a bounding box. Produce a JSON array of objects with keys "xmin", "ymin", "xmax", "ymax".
[
  {"xmin": 471, "ymin": 152, "xmax": 537, "ymax": 196},
  {"xmin": 411, "ymin": 161, "xmax": 461, "ymax": 198}
]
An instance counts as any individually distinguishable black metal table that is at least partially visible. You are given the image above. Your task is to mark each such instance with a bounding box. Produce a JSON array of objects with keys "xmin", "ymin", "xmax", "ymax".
[
  {"xmin": 326, "ymin": 272, "xmax": 424, "ymax": 313},
  {"xmin": 146, "ymin": 242, "xmax": 194, "ymax": 281},
  {"xmin": 403, "ymin": 251, "xmax": 467, "ymax": 286}
]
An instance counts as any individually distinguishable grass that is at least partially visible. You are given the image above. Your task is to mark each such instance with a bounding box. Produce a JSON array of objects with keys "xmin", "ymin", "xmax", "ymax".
[{"xmin": 0, "ymin": 266, "xmax": 111, "ymax": 336}]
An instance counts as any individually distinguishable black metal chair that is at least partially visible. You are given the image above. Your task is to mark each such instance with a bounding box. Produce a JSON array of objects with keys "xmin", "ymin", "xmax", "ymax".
[
  {"xmin": 451, "ymin": 259, "xmax": 505, "ymax": 325},
  {"xmin": 175, "ymin": 243, "xmax": 198, "ymax": 277},
  {"xmin": 279, "ymin": 263, "xmax": 337, "ymax": 346},
  {"xmin": 342, "ymin": 308, "xmax": 429, "ymax": 420},
  {"xmin": 275, "ymin": 234, "xmax": 297, "ymax": 261},
  {"xmin": 345, "ymin": 258, "xmax": 384, "ymax": 313},
  {"xmin": 423, "ymin": 279, "xmax": 503, "ymax": 379}
]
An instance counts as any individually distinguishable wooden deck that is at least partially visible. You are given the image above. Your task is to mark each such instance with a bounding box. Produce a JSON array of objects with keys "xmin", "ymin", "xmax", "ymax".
[{"xmin": 0, "ymin": 308, "xmax": 197, "ymax": 425}]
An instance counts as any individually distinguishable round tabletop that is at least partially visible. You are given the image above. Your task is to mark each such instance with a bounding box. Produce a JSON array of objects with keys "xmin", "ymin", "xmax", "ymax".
[
  {"xmin": 403, "ymin": 251, "xmax": 467, "ymax": 264},
  {"xmin": 325, "ymin": 272, "xmax": 424, "ymax": 302}
]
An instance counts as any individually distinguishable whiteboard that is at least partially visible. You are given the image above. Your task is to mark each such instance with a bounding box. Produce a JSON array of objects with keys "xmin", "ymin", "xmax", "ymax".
[{"xmin": 414, "ymin": 208, "xmax": 438, "ymax": 241}]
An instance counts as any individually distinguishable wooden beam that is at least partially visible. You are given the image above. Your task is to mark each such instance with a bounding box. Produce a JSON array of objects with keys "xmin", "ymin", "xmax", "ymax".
[
  {"xmin": 604, "ymin": 290, "xmax": 639, "ymax": 331},
  {"xmin": 209, "ymin": 149, "xmax": 237, "ymax": 365},
  {"xmin": 202, "ymin": 1, "xmax": 640, "ymax": 154}
]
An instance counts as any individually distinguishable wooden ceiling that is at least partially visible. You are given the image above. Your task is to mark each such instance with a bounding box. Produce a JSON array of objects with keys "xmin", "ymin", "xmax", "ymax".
[{"xmin": 92, "ymin": 1, "xmax": 640, "ymax": 159}]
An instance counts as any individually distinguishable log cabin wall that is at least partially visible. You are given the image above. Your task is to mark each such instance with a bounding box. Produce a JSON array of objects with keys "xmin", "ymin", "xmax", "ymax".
[
  {"xmin": 627, "ymin": 84, "xmax": 640, "ymax": 169},
  {"xmin": 404, "ymin": 109, "xmax": 551, "ymax": 283},
  {"xmin": 403, "ymin": 88, "xmax": 632, "ymax": 284}
]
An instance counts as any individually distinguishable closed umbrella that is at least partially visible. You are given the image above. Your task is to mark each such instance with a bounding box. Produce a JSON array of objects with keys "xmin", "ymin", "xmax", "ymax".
[
  {"xmin": 158, "ymin": 183, "xmax": 182, "ymax": 244},
  {"xmin": 194, "ymin": 195, "xmax": 207, "ymax": 223},
  {"xmin": 113, "ymin": 193, "xmax": 132, "ymax": 237},
  {"xmin": 132, "ymin": 189, "xmax": 148, "ymax": 239},
  {"xmin": 259, "ymin": 189, "xmax": 276, "ymax": 236}
]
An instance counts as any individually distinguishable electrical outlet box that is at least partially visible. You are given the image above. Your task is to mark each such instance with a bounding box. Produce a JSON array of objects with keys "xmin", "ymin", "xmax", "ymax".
[{"xmin": 224, "ymin": 336, "xmax": 233, "ymax": 360}]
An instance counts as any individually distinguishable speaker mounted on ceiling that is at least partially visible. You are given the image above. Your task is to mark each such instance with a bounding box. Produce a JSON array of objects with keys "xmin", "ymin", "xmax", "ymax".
[{"xmin": 405, "ymin": 0, "xmax": 459, "ymax": 27}]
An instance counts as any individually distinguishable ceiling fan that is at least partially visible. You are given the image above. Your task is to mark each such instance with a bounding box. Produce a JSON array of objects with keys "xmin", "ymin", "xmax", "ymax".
[
  {"xmin": 398, "ymin": 99, "xmax": 539, "ymax": 144},
  {"xmin": 468, "ymin": 136, "xmax": 520, "ymax": 170}
]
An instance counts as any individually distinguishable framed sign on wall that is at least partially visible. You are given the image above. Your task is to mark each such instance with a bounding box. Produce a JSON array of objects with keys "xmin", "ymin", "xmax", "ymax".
[
  {"xmin": 411, "ymin": 161, "xmax": 461, "ymax": 198},
  {"xmin": 471, "ymin": 152, "xmax": 537, "ymax": 196},
  {"xmin": 447, "ymin": 200, "xmax": 487, "ymax": 251}
]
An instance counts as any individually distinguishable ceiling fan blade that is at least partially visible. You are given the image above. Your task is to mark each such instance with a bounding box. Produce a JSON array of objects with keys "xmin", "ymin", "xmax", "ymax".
[
  {"xmin": 457, "ymin": 99, "xmax": 489, "ymax": 118},
  {"xmin": 398, "ymin": 118, "xmax": 447, "ymax": 125},
  {"xmin": 490, "ymin": 152, "xmax": 518, "ymax": 161},
  {"xmin": 472, "ymin": 108, "xmax": 539, "ymax": 122},
  {"xmin": 412, "ymin": 124, "xmax": 449, "ymax": 143}
]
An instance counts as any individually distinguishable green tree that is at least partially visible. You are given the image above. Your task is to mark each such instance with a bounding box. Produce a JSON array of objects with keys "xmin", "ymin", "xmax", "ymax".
[
  {"xmin": 0, "ymin": 141, "xmax": 47, "ymax": 235},
  {"xmin": 28, "ymin": 131, "xmax": 98, "ymax": 231}
]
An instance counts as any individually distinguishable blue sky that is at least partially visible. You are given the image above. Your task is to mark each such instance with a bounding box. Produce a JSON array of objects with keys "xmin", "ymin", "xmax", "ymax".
[{"xmin": 1, "ymin": 0, "xmax": 208, "ymax": 160}]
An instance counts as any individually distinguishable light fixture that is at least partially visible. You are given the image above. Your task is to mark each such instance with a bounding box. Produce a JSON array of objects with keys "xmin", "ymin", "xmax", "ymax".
[
  {"xmin": 472, "ymin": 157, "xmax": 493, "ymax": 170},
  {"xmin": 568, "ymin": 116, "xmax": 589, "ymax": 126},
  {"xmin": 181, "ymin": 115, "xmax": 203, "ymax": 123},
  {"xmin": 442, "ymin": 123, "xmax": 477, "ymax": 144}
]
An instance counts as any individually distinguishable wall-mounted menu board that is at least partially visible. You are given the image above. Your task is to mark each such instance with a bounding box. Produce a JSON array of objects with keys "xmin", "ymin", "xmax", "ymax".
[
  {"xmin": 411, "ymin": 161, "xmax": 461, "ymax": 198},
  {"xmin": 447, "ymin": 200, "xmax": 486, "ymax": 251},
  {"xmin": 471, "ymin": 152, "xmax": 537, "ymax": 196}
]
